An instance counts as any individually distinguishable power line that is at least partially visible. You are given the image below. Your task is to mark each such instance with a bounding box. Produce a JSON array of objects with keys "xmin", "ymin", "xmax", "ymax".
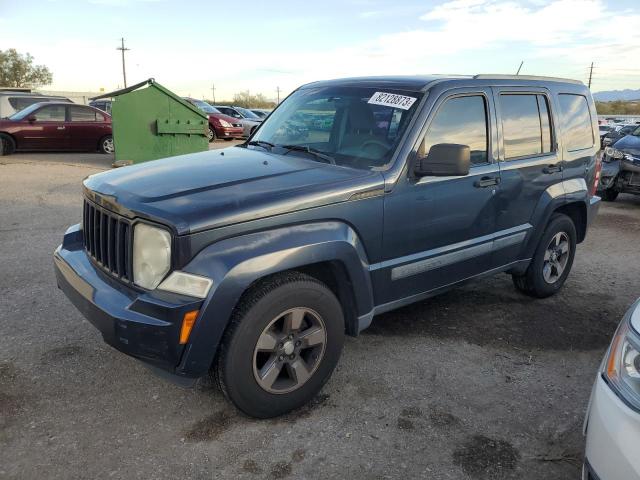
[{"xmin": 116, "ymin": 38, "xmax": 130, "ymax": 88}]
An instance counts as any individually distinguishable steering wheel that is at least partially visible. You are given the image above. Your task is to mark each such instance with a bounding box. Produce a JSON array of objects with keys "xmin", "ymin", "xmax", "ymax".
[{"xmin": 361, "ymin": 139, "xmax": 389, "ymax": 157}]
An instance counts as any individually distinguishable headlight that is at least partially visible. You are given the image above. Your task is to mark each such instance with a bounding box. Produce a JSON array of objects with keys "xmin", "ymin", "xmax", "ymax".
[
  {"xmin": 602, "ymin": 299, "xmax": 640, "ymax": 411},
  {"xmin": 158, "ymin": 271, "xmax": 213, "ymax": 299},
  {"xmin": 218, "ymin": 119, "xmax": 232, "ymax": 128},
  {"xmin": 133, "ymin": 223, "xmax": 171, "ymax": 289},
  {"xmin": 604, "ymin": 147, "xmax": 624, "ymax": 159}
]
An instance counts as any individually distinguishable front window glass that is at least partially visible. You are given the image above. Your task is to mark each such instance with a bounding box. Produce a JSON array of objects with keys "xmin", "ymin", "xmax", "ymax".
[
  {"xmin": 422, "ymin": 95, "xmax": 488, "ymax": 165},
  {"xmin": 32, "ymin": 105, "xmax": 66, "ymax": 122},
  {"xmin": 235, "ymin": 107, "xmax": 260, "ymax": 119},
  {"xmin": 250, "ymin": 86, "xmax": 423, "ymax": 170},
  {"xmin": 190, "ymin": 99, "xmax": 219, "ymax": 114}
]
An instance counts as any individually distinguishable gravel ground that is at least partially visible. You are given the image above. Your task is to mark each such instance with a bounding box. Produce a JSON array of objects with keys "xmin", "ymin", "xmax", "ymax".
[{"xmin": 1, "ymin": 148, "xmax": 639, "ymax": 480}]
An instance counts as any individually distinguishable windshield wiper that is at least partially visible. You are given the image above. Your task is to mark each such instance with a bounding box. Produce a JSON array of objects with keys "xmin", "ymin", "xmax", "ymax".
[
  {"xmin": 246, "ymin": 140, "xmax": 275, "ymax": 151},
  {"xmin": 279, "ymin": 144, "xmax": 335, "ymax": 164}
]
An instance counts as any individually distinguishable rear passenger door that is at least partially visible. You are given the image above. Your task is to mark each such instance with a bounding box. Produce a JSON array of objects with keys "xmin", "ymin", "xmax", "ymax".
[
  {"xmin": 492, "ymin": 88, "xmax": 561, "ymax": 266},
  {"xmin": 67, "ymin": 106, "xmax": 106, "ymax": 151}
]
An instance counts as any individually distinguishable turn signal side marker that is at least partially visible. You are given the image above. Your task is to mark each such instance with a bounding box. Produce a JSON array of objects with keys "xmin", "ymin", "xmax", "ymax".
[{"xmin": 180, "ymin": 310, "xmax": 199, "ymax": 345}]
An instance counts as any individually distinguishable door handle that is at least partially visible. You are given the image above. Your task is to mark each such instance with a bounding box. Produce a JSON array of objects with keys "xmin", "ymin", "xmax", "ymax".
[
  {"xmin": 57, "ymin": 126, "xmax": 66, "ymax": 130},
  {"xmin": 542, "ymin": 164, "xmax": 562, "ymax": 174},
  {"xmin": 474, "ymin": 176, "xmax": 500, "ymax": 188}
]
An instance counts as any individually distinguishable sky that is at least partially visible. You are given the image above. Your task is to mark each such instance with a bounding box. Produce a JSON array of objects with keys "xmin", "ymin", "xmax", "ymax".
[{"xmin": 1, "ymin": 0, "xmax": 639, "ymax": 100}]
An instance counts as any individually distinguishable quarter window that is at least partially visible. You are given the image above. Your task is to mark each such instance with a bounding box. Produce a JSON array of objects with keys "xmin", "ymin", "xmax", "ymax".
[
  {"xmin": 70, "ymin": 106, "xmax": 97, "ymax": 122},
  {"xmin": 558, "ymin": 94, "xmax": 594, "ymax": 151},
  {"xmin": 422, "ymin": 95, "xmax": 489, "ymax": 165},
  {"xmin": 500, "ymin": 94, "xmax": 554, "ymax": 160}
]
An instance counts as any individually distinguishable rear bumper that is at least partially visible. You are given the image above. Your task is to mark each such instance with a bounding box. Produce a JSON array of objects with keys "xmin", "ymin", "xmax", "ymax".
[
  {"xmin": 586, "ymin": 195, "xmax": 601, "ymax": 230},
  {"xmin": 53, "ymin": 224, "xmax": 203, "ymax": 379},
  {"xmin": 584, "ymin": 376, "xmax": 640, "ymax": 480}
]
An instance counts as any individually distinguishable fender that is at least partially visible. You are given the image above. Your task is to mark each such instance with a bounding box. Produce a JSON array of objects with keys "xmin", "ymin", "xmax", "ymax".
[
  {"xmin": 175, "ymin": 221, "xmax": 374, "ymax": 378},
  {"xmin": 599, "ymin": 160, "xmax": 621, "ymax": 190},
  {"xmin": 521, "ymin": 178, "xmax": 589, "ymax": 261}
]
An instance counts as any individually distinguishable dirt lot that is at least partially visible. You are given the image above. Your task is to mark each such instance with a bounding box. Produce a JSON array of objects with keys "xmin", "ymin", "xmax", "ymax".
[{"xmin": 1, "ymin": 147, "xmax": 639, "ymax": 480}]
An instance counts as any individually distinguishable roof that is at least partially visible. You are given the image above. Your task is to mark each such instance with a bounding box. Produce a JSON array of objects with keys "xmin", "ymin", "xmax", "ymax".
[
  {"xmin": 300, "ymin": 74, "xmax": 583, "ymax": 92},
  {"xmin": 90, "ymin": 78, "xmax": 206, "ymax": 119}
]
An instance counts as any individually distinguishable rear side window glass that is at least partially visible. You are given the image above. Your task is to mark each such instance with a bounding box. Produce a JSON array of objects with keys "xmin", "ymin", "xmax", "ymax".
[
  {"xmin": 422, "ymin": 95, "xmax": 488, "ymax": 165},
  {"xmin": 500, "ymin": 94, "xmax": 543, "ymax": 159},
  {"xmin": 33, "ymin": 105, "xmax": 66, "ymax": 121},
  {"xmin": 558, "ymin": 94, "xmax": 594, "ymax": 151},
  {"xmin": 537, "ymin": 95, "xmax": 553, "ymax": 153},
  {"xmin": 70, "ymin": 106, "xmax": 97, "ymax": 122}
]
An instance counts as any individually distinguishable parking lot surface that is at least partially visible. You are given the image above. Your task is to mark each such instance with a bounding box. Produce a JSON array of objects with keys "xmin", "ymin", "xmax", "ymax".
[{"xmin": 1, "ymin": 149, "xmax": 639, "ymax": 480}]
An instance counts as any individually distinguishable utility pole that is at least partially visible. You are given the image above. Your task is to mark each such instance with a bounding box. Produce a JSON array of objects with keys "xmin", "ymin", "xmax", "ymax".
[
  {"xmin": 516, "ymin": 61, "xmax": 524, "ymax": 75},
  {"xmin": 588, "ymin": 62, "xmax": 594, "ymax": 89},
  {"xmin": 211, "ymin": 83, "xmax": 216, "ymax": 103},
  {"xmin": 117, "ymin": 38, "xmax": 130, "ymax": 88},
  {"xmin": 276, "ymin": 86, "xmax": 281, "ymax": 104}
]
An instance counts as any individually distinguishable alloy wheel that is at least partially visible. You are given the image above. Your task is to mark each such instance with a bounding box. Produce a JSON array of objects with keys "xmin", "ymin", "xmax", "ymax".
[
  {"xmin": 252, "ymin": 307, "xmax": 327, "ymax": 394},
  {"xmin": 103, "ymin": 137, "xmax": 115, "ymax": 154},
  {"xmin": 542, "ymin": 232, "xmax": 570, "ymax": 284}
]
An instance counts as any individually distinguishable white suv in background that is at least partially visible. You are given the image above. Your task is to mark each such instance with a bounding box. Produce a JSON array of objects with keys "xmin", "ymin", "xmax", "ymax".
[
  {"xmin": 0, "ymin": 91, "xmax": 71, "ymax": 118},
  {"xmin": 584, "ymin": 299, "xmax": 640, "ymax": 480}
]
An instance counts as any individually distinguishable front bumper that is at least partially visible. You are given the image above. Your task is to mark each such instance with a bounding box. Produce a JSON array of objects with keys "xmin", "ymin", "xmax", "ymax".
[
  {"xmin": 584, "ymin": 375, "xmax": 640, "ymax": 480},
  {"xmin": 53, "ymin": 224, "xmax": 203, "ymax": 379},
  {"xmin": 216, "ymin": 126, "xmax": 244, "ymax": 138}
]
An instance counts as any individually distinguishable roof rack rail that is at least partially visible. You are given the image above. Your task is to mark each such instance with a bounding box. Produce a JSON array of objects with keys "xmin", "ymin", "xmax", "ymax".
[{"xmin": 472, "ymin": 74, "xmax": 583, "ymax": 85}]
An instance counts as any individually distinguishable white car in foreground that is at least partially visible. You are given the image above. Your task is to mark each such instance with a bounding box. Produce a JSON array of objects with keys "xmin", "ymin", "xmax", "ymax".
[{"xmin": 584, "ymin": 298, "xmax": 640, "ymax": 480}]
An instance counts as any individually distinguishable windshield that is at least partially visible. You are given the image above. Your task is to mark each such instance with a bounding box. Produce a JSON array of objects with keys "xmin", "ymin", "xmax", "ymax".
[
  {"xmin": 633, "ymin": 126, "xmax": 640, "ymax": 136},
  {"xmin": 252, "ymin": 110, "xmax": 267, "ymax": 118},
  {"xmin": 8, "ymin": 103, "xmax": 43, "ymax": 120},
  {"xmin": 235, "ymin": 106, "xmax": 260, "ymax": 119},
  {"xmin": 189, "ymin": 99, "xmax": 220, "ymax": 114},
  {"xmin": 250, "ymin": 86, "xmax": 422, "ymax": 170}
]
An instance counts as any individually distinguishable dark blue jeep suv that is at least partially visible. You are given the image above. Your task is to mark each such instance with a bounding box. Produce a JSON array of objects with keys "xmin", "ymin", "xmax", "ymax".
[{"xmin": 54, "ymin": 75, "xmax": 601, "ymax": 417}]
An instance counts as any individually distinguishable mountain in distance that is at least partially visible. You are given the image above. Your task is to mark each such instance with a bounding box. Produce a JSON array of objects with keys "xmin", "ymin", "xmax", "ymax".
[{"xmin": 593, "ymin": 89, "xmax": 640, "ymax": 102}]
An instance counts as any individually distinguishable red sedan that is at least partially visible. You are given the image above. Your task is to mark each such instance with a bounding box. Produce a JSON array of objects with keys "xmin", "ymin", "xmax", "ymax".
[
  {"xmin": 0, "ymin": 102, "xmax": 113, "ymax": 155},
  {"xmin": 183, "ymin": 97, "xmax": 244, "ymax": 141}
]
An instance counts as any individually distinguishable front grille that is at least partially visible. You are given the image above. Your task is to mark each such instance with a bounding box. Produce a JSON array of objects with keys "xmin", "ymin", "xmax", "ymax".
[{"xmin": 83, "ymin": 199, "xmax": 132, "ymax": 281}]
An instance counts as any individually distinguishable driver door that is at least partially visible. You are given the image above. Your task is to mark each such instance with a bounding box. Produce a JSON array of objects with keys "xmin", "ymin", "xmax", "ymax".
[
  {"xmin": 374, "ymin": 88, "xmax": 501, "ymax": 305},
  {"xmin": 19, "ymin": 104, "xmax": 67, "ymax": 150}
]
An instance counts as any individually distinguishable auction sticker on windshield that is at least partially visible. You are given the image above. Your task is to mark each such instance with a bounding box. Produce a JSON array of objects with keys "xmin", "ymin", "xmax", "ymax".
[{"xmin": 367, "ymin": 92, "xmax": 417, "ymax": 110}]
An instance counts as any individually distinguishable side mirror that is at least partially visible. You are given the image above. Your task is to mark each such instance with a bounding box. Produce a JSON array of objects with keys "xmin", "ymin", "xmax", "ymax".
[
  {"xmin": 415, "ymin": 143, "xmax": 471, "ymax": 177},
  {"xmin": 27, "ymin": 115, "xmax": 37, "ymax": 123}
]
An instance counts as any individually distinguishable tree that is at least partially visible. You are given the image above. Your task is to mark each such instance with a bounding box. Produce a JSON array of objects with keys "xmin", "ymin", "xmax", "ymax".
[
  {"xmin": 0, "ymin": 49, "xmax": 53, "ymax": 88},
  {"xmin": 231, "ymin": 91, "xmax": 275, "ymax": 109}
]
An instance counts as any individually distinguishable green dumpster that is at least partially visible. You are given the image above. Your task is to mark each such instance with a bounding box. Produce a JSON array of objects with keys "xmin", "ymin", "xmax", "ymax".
[{"xmin": 90, "ymin": 78, "xmax": 208, "ymax": 166}]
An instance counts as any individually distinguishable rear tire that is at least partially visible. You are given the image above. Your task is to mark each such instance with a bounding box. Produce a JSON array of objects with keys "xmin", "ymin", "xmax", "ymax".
[
  {"xmin": 512, "ymin": 213, "xmax": 577, "ymax": 298},
  {"xmin": 215, "ymin": 272, "xmax": 344, "ymax": 418},
  {"xmin": 601, "ymin": 188, "xmax": 619, "ymax": 202},
  {"xmin": 99, "ymin": 135, "xmax": 114, "ymax": 154},
  {"xmin": 0, "ymin": 133, "xmax": 16, "ymax": 156}
]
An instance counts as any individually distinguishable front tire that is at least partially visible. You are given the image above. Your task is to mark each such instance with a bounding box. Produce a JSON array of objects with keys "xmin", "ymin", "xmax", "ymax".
[
  {"xmin": 512, "ymin": 213, "xmax": 577, "ymax": 298},
  {"xmin": 601, "ymin": 187, "xmax": 619, "ymax": 202},
  {"xmin": 0, "ymin": 133, "xmax": 16, "ymax": 156},
  {"xmin": 208, "ymin": 126, "xmax": 216, "ymax": 143},
  {"xmin": 215, "ymin": 272, "xmax": 344, "ymax": 418}
]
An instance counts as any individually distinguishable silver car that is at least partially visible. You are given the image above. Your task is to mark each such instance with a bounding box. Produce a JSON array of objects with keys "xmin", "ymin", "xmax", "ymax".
[
  {"xmin": 213, "ymin": 105, "xmax": 262, "ymax": 138},
  {"xmin": 583, "ymin": 298, "xmax": 640, "ymax": 479}
]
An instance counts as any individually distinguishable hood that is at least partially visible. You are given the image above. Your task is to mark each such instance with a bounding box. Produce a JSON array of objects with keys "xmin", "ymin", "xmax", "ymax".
[
  {"xmin": 84, "ymin": 147, "xmax": 383, "ymax": 235},
  {"xmin": 613, "ymin": 134, "xmax": 640, "ymax": 156},
  {"xmin": 208, "ymin": 112, "xmax": 240, "ymax": 124}
]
